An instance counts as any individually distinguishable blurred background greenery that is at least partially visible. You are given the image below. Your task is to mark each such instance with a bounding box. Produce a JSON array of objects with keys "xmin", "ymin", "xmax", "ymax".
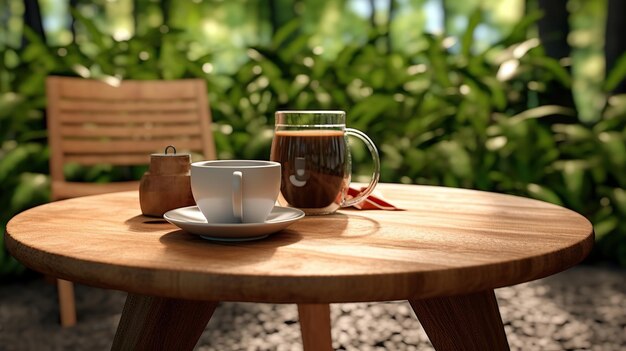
[{"xmin": 1, "ymin": 0, "xmax": 625, "ymax": 278}]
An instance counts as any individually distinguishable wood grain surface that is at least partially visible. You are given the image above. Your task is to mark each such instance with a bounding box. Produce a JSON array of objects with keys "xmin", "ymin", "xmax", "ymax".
[{"xmin": 5, "ymin": 183, "xmax": 594, "ymax": 303}]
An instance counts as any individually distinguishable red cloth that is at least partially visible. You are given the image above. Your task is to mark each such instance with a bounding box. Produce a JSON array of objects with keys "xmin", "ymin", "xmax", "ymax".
[{"xmin": 347, "ymin": 187, "xmax": 403, "ymax": 210}]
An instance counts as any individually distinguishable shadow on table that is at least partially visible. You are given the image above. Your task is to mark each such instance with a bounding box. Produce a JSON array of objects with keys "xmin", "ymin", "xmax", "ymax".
[
  {"xmin": 157, "ymin": 227, "xmax": 304, "ymax": 268},
  {"xmin": 124, "ymin": 210, "xmax": 380, "ymax": 239},
  {"xmin": 124, "ymin": 215, "xmax": 170, "ymax": 232}
]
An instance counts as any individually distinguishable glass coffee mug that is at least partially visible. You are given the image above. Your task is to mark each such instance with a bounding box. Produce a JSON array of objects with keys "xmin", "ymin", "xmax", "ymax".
[{"xmin": 270, "ymin": 110, "xmax": 380, "ymax": 215}]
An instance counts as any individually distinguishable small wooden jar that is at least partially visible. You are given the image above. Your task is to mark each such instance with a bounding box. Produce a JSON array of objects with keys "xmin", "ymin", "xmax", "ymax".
[{"xmin": 139, "ymin": 146, "xmax": 195, "ymax": 217}]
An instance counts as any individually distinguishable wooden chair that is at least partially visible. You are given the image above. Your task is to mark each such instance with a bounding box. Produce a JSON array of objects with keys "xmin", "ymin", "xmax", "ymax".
[{"xmin": 46, "ymin": 76, "xmax": 216, "ymax": 326}]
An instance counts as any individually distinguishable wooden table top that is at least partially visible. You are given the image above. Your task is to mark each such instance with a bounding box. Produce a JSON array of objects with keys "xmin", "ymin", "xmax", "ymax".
[{"xmin": 5, "ymin": 183, "xmax": 593, "ymax": 303}]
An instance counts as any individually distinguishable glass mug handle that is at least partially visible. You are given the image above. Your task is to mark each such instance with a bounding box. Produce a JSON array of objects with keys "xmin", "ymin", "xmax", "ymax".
[{"xmin": 342, "ymin": 128, "xmax": 381, "ymax": 208}]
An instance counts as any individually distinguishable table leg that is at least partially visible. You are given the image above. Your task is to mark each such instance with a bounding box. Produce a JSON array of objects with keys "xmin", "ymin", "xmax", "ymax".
[
  {"xmin": 297, "ymin": 303, "xmax": 333, "ymax": 351},
  {"xmin": 111, "ymin": 293, "xmax": 218, "ymax": 351},
  {"xmin": 57, "ymin": 279, "xmax": 77, "ymax": 327},
  {"xmin": 409, "ymin": 290, "xmax": 509, "ymax": 351}
]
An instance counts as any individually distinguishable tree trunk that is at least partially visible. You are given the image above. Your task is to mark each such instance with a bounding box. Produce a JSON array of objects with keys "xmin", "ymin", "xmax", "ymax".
[
  {"xmin": 441, "ymin": 0, "xmax": 451, "ymax": 34},
  {"xmin": 133, "ymin": 0, "xmax": 141, "ymax": 35},
  {"xmin": 536, "ymin": 0, "xmax": 570, "ymax": 60},
  {"xmin": 605, "ymin": 0, "xmax": 626, "ymax": 93},
  {"xmin": 533, "ymin": 0, "xmax": 575, "ymax": 115},
  {"xmin": 368, "ymin": 0, "xmax": 376, "ymax": 29},
  {"xmin": 386, "ymin": 0, "xmax": 396, "ymax": 52},
  {"xmin": 269, "ymin": 0, "xmax": 279, "ymax": 35},
  {"xmin": 22, "ymin": 0, "xmax": 46, "ymax": 46},
  {"xmin": 161, "ymin": 0, "xmax": 171, "ymax": 28},
  {"xmin": 70, "ymin": 0, "xmax": 78, "ymax": 43}
]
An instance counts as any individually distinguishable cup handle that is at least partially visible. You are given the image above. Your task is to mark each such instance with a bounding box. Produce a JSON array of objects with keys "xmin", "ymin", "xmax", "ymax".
[
  {"xmin": 341, "ymin": 128, "xmax": 381, "ymax": 208},
  {"xmin": 232, "ymin": 171, "xmax": 243, "ymax": 223}
]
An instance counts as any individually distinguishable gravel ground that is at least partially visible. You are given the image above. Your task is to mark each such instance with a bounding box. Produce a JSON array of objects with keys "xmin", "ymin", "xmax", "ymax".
[{"xmin": 0, "ymin": 265, "xmax": 624, "ymax": 351}]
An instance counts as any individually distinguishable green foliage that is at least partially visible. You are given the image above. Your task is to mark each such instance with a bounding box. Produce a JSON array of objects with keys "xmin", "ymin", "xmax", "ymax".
[{"xmin": 2, "ymin": 8, "xmax": 626, "ymax": 277}]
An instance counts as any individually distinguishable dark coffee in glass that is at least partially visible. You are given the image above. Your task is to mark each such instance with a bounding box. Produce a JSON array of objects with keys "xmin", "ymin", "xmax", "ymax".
[{"xmin": 270, "ymin": 111, "xmax": 380, "ymax": 215}]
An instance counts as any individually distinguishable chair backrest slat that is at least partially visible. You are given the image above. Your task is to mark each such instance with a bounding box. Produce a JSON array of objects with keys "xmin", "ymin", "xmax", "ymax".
[
  {"xmin": 58, "ymin": 112, "xmax": 201, "ymax": 124},
  {"xmin": 60, "ymin": 125, "xmax": 203, "ymax": 138},
  {"xmin": 64, "ymin": 154, "xmax": 152, "ymax": 166},
  {"xmin": 55, "ymin": 78, "xmax": 202, "ymax": 99},
  {"xmin": 57, "ymin": 100, "xmax": 199, "ymax": 113},
  {"xmin": 60, "ymin": 138, "xmax": 204, "ymax": 154}
]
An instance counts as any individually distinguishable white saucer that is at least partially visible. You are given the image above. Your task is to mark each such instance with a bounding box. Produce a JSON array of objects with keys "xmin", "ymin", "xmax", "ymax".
[{"xmin": 163, "ymin": 206, "xmax": 305, "ymax": 242}]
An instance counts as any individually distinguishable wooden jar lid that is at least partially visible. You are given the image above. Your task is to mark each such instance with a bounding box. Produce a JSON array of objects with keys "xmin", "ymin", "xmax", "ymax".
[
  {"xmin": 148, "ymin": 153, "xmax": 191, "ymax": 175},
  {"xmin": 148, "ymin": 145, "xmax": 191, "ymax": 174}
]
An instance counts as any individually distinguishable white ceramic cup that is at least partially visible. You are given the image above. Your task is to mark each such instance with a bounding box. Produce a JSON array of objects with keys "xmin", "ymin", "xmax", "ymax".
[{"xmin": 190, "ymin": 160, "xmax": 281, "ymax": 223}]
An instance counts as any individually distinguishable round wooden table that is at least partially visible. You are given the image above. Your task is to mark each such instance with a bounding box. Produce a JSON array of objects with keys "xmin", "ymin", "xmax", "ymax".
[{"xmin": 5, "ymin": 183, "xmax": 593, "ymax": 351}]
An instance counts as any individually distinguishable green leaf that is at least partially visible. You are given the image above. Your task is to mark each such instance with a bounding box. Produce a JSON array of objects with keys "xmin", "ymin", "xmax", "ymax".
[
  {"xmin": 461, "ymin": 9, "xmax": 482, "ymax": 58},
  {"xmin": 526, "ymin": 183, "xmax": 563, "ymax": 205},
  {"xmin": 20, "ymin": 27, "xmax": 48, "ymax": 61},
  {"xmin": 433, "ymin": 140, "xmax": 473, "ymax": 180},
  {"xmin": 380, "ymin": 144, "xmax": 403, "ymax": 170},
  {"xmin": 499, "ymin": 10, "xmax": 543, "ymax": 46},
  {"xmin": 10, "ymin": 173, "xmax": 50, "ymax": 211},
  {"xmin": 605, "ymin": 52, "xmax": 626, "ymax": 92},
  {"xmin": 509, "ymin": 105, "xmax": 576, "ymax": 124},
  {"xmin": 18, "ymin": 71, "xmax": 46, "ymax": 96},
  {"xmin": 612, "ymin": 188, "xmax": 626, "ymax": 215},
  {"xmin": 482, "ymin": 77, "xmax": 507, "ymax": 111},
  {"xmin": 425, "ymin": 34, "xmax": 453, "ymax": 88},
  {"xmin": 159, "ymin": 38, "xmax": 186, "ymax": 79},
  {"xmin": 594, "ymin": 216, "xmax": 618, "ymax": 240},
  {"xmin": 561, "ymin": 160, "xmax": 586, "ymax": 208},
  {"xmin": 552, "ymin": 124, "xmax": 593, "ymax": 141},
  {"xmin": 281, "ymin": 35, "xmax": 309, "ymax": 62},
  {"xmin": 599, "ymin": 132, "xmax": 626, "ymax": 169},
  {"xmin": 271, "ymin": 19, "xmax": 301, "ymax": 50},
  {"xmin": 0, "ymin": 93, "xmax": 24, "ymax": 120},
  {"xmin": 349, "ymin": 94, "xmax": 395, "ymax": 129},
  {"xmin": 603, "ymin": 94, "xmax": 626, "ymax": 119},
  {"xmin": 527, "ymin": 56, "xmax": 572, "ymax": 87},
  {"xmin": 71, "ymin": 8, "xmax": 106, "ymax": 48},
  {"xmin": 0, "ymin": 143, "xmax": 46, "ymax": 184}
]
